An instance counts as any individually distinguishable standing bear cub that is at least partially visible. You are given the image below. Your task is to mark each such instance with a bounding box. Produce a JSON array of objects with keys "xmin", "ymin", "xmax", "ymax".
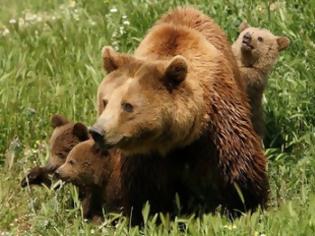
[
  {"xmin": 232, "ymin": 22, "xmax": 290, "ymax": 138},
  {"xmin": 91, "ymin": 6, "xmax": 269, "ymax": 220}
]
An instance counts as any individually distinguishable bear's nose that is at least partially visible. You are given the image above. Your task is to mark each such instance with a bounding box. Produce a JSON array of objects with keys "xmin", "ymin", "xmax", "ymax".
[
  {"xmin": 89, "ymin": 126, "xmax": 105, "ymax": 145},
  {"xmin": 243, "ymin": 32, "xmax": 252, "ymax": 42},
  {"xmin": 54, "ymin": 169, "xmax": 61, "ymax": 179}
]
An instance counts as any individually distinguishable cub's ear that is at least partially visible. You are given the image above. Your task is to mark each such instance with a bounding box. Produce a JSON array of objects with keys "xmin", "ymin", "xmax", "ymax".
[
  {"xmin": 51, "ymin": 114, "xmax": 69, "ymax": 128},
  {"xmin": 102, "ymin": 46, "xmax": 134, "ymax": 73},
  {"xmin": 164, "ymin": 55, "xmax": 188, "ymax": 89},
  {"xmin": 73, "ymin": 123, "xmax": 89, "ymax": 141},
  {"xmin": 277, "ymin": 36, "xmax": 290, "ymax": 51},
  {"xmin": 239, "ymin": 21, "xmax": 249, "ymax": 33}
]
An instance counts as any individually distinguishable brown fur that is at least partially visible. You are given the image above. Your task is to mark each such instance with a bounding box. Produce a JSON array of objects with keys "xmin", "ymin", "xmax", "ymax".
[
  {"xmin": 93, "ymin": 7, "xmax": 268, "ymax": 222},
  {"xmin": 151, "ymin": 7, "xmax": 243, "ymax": 91},
  {"xmin": 21, "ymin": 115, "xmax": 85, "ymax": 187},
  {"xmin": 21, "ymin": 116, "xmax": 122, "ymax": 221},
  {"xmin": 232, "ymin": 22, "xmax": 290, "ymax": 138},
  {"xmin": 55, "ymin": 139, "xmax": 122, "ymax": 220}
]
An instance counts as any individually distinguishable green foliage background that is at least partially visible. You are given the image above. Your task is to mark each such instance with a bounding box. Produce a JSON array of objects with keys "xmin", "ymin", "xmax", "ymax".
[{"xmin": 0, "ymin": 0, "xmax": 314, "ymax": 235}]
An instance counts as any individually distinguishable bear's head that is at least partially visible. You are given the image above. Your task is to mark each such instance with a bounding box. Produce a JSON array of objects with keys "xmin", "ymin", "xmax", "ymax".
[
  {"xmin": 21, "ymin": 115, "xmax": 88, "ymax": 187},
  {"xmin": 233, "ymin": 21, "xmax": 290, "ymax": 67},
  {"xmin": 55, "ymin": 139, "xmax": 113, "ymax": 187},
  {"xmin": 47, "ymin": 115, "xmax": 89, "ymax": 171},
  {"xmin": 21, "ymin": 115, "xmax": 89, "ymax": 187},
  {"xmin": 90, "ymin": 46, "xmax": 201, "ymax": 156}
]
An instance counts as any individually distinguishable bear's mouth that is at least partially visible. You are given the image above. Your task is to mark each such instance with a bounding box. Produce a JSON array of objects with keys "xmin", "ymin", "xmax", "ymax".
[{"xmin": 241, "ymin": 41, "xmax": 254, "ymax": 52}]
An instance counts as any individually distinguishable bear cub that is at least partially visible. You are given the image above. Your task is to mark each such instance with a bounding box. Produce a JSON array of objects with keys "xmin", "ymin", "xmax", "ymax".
[
  {"xmin": 232, "ymin": 22, "xmax": 290, "ymax": 139},
  {"xmin": 21, "ymin": 115, "xmax": 88, "ymax": 188},
  {"xmin": 55, "ymin": 130, "xmax": 122, "ymax": 221}
]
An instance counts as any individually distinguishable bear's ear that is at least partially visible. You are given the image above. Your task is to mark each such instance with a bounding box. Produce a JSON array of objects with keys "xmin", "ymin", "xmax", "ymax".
[
  {"xmin": 102, "ymin": 46, "xmax": 133, "ymax": 73},
  {"xmin": 277, "ymin": 36, "xmax": 290, "ymax": 51},
  {"xmin": 164, "ymin": 55, "xmax": 188, "ymax": 89},
  {"xmin": 239, "ymin": 21, "xmax": 249, "ymax": 33},
  {"xmin": 73, "ymin": 123, "xmax": 89, "ymax": 141},
  {"xmin": 51, "ymin": 114, "xmax": 69, "ymax": 128}
]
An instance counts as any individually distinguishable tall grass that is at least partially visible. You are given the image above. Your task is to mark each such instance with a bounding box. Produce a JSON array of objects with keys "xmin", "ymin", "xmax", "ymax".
[{"xmin": 0, "ymin": 0, "xmax": 314, "ymax": 235}]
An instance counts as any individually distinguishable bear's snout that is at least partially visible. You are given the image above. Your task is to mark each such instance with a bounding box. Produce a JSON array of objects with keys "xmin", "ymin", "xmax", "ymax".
[
  {"xmin": 89, "ymin": 126, "xmax": 104, "ymax": 142},
  {"xmin": 54, "ymin": 169, "xmax": 61, "ymax": 179},
  {"xmin": 241, "ymin": 32, "xmax": 254, "ymax": 52},
  {"xmin": 89, "ymin": 125, "xmax": 112, "ymax": 151},
  {"xmin": 243, "ymin": 32, "xmax": 252, "ymax": 43},
  {"xmin": 54, "ymin": 168, "xmax": 67, "ymax": 181}
]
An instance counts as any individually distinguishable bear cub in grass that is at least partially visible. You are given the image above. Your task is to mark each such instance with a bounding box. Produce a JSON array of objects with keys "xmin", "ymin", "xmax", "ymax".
[
  {"xmin": 232, "ymin": 22, "xmax": 290, "ymax": 138},
  {"xmin": 55, "ymin": 131, "xmax": 122, "ymax": 221},
  {"xmin": 21, "ymin": 115, "xmax": 122, "ymax": 221},
  {"xmin": 21, "ymin": 115, "xmax": 88, "ymax": 188}
]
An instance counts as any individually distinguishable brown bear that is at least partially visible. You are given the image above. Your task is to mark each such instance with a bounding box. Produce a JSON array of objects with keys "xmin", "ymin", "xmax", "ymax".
[
  {"xmin": 55, "ymin": 138, "xmax": 123, "ymax": 221},
  {"xmin": 90, "ymin": 7, "xmax": 268, "ymax": 222},
  {"xmin": 21, "ymin": 115, "xmax": 88, "ymax": 188},
  {"xmin": 232, "ymin": 22, "xmax": 290, "ymax": 138}
]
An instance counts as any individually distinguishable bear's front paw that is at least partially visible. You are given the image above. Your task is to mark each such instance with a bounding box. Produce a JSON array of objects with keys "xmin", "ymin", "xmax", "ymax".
[{"xmin": 21, "ymin": 166, "xmax": 51, "ymax": 188}]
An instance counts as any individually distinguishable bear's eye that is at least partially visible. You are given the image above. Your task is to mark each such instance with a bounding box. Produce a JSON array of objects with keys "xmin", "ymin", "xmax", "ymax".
[
  {"xmin": 102, "ymin": 99, "xmax": 108, "ymax": 108},
  {"xmin": 121, "ymin": 102, "xmax": 134, "ymax": 113},
  {"xmin": 68, "ymin": 160, "xmax": 75, "ymax": 165},
  {"xmin": 258, "ymin": 36, "xmax": 263, "ymax": 42},
  {"xmin": 56, "ymin": 152, "xmax": 66, "ymax": 158}
]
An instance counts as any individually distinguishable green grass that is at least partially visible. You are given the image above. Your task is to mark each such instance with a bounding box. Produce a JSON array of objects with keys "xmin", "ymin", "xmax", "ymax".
[{"xmin": 0, "ymin": 0, "xmax": 314, "ymax": 235}]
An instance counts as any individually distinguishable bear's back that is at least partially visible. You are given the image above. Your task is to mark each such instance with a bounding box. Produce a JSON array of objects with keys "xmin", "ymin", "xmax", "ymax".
[{"xmin": 156, "ymin": 7, "xmax": 242, "ymax": 90}]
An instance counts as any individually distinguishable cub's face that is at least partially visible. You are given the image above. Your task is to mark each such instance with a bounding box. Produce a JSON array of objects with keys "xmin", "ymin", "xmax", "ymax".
[
  {"xmin": 20, "ymin": 115, "xmax": 88, "ymax": 188},
  {"xmin": 235, "ymin": 22, "xmax": 290, "ymax": 67},
  {"xmin": 55, "ymin": 140, "xmax": 109, "ymax": 186},
  {"xmin": 47, "ymin": 115, "xmax": 89, "ymax": 172},
  {"xmin": 91, "ymin": 47, "xmax": 188, "ymax": 155}
]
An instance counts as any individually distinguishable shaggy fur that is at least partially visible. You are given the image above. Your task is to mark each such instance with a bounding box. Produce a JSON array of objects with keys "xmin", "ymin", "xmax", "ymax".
[
  {"xmin": 153, "ymin": 7, "xmax": 243, "ymax": 91},
  {"xmin": 232, "ymin": 22, "xmax": 290, "ymax": 138},
  {"xmin": 93, "ymin": 7, "xmax": 269, "ymax": 223}
]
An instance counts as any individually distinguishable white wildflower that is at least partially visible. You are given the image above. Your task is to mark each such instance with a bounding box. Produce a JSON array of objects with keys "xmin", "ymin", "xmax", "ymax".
[
  {"xmin": 123, "ymin": 20, "xmax": 130, "ymax": 25},
  {"xmin": 9, "ymin": 18, "xmax": 17, "ymax": 24},
  {"xmin": 110, "ymin": 7, "xmax": 118, "ymax": 13},
  {"xmin": 69, "ymin": 1, "xmax": 76, "ymax": 8},
  {"xmin": 25, "ymin": 13, "xmax": 37, "ymax": 22},
  {"xmin": 1, "ymin": 28, "xmax": 10, "ymax": 36},
  {"xmin": 18, "ymin": 17, "xmax": 25, "ymax": 26},
  {"xmin": 119, "ymin": 26, "xmax": 124, "ymax": 34}
]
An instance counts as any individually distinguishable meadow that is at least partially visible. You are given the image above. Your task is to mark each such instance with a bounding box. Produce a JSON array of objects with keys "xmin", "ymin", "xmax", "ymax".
[{"xmin": 0, "ymin": 0, "xmax": 314, "ymax": 235}]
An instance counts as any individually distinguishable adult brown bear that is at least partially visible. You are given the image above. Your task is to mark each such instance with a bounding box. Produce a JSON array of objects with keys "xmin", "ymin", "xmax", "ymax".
[{"xmin": 91, "ymin": 7, "xmax": 268, "ymax": 222}]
